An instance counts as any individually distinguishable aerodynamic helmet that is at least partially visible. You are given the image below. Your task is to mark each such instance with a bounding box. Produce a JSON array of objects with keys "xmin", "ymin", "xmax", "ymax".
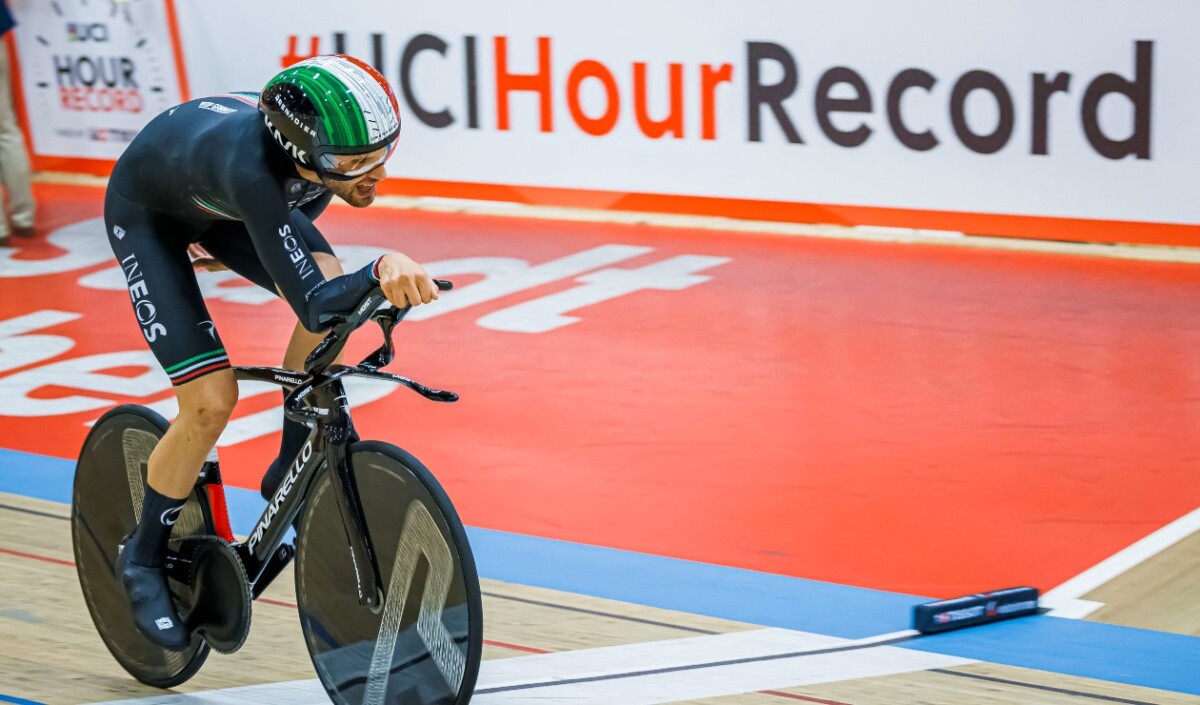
[{"xmin": 259, "ymin": 55, "xmax": 400, "ymax": 179}]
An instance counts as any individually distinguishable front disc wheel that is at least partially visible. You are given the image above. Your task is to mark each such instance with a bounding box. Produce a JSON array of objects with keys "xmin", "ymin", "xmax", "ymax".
[{"xmin": 295, "ymin": 441, "xmax": 482, "ymax": 705}]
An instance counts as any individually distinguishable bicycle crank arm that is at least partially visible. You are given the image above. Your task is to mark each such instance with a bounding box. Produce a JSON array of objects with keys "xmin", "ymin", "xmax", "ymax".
[{"xmin": 162, "ymin": 548, "xmax": 195, "ymax": 584}]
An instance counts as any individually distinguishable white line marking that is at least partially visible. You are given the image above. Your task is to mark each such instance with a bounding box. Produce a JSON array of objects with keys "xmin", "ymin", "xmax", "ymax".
[
  {"xmin": 1039, "ymin": 596, "xmax": 1106, "ymax": 619},
  {"xmin": 84, "ymin": 678, "xmax": 328, "ymax": 705},
  {"xmin": 83, "ymin": 628, "xmax": 972, "ymax": 705},
  {"xmin": 476, "ymin": 627, "xmax": 942, "ymax": 691},
  {"xmin": 855, "ymin": 225, "xmax": 966, "ymax": 239},
  {"xmin": 1044, "ymin": 506, "xmax": 1200, "ymax": 617}
]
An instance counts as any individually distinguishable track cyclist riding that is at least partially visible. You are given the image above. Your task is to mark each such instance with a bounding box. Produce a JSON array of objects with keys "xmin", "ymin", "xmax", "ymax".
[
  {"xmin": 103, "ymin": 53, "xmax": 427, "ymax": 651},
  {"xmin": 72, "ymin": 54, "xmax": 481, "ymax": 703}
]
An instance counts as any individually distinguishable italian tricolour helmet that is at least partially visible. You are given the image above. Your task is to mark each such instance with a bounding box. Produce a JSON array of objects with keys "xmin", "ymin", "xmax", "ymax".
[{"xmin": 259, "ymin": 55, "xmax": 401, "ymax": 180}]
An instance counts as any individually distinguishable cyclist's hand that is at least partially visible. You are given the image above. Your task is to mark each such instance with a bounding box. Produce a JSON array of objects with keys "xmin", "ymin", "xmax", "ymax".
[
  {"xmin": 377, "ymin": 253, "xmax": 438, "ymax": 308},
  {"xmin": 188, "ymin": 244, "xmax": 228, "ymax": 272}
]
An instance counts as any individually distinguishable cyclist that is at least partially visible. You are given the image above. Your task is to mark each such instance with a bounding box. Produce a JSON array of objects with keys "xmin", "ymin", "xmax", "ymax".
[{"xmin": 105, "ymin": 55, "xmax": 438, "ymax": 650}]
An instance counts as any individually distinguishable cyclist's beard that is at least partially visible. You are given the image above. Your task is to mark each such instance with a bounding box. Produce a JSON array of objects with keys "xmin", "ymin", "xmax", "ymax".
[{"xmin": 324, "ymin": 177, "xmax": 378, "ymax": 208}]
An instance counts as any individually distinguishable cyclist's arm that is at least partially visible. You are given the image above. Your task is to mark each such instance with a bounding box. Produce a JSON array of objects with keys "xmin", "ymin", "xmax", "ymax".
[{"xmin": 235, "ymin": 186, "xmax": 379, "ymax": 332}]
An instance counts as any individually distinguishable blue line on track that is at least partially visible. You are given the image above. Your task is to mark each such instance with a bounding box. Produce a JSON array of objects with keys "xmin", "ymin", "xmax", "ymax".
[
  {"xmin": 2, "ymin": 447, "xmax": 1198, "ymax": 695},
  {"xmin": 0, "ymin": 693, "xmax": 46, "ymax": 705}
]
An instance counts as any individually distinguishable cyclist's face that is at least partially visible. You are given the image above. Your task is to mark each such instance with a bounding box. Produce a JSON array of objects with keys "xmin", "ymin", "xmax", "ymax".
[{"xmin": 319, "ymin": 146, "xmax": 390, "ymax": 208}]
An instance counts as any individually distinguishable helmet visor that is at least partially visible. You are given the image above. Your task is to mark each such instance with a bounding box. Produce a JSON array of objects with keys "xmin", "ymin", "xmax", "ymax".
[{"xmin": 315, "ymin": 140, "xmax": 396, "ymax": 181}]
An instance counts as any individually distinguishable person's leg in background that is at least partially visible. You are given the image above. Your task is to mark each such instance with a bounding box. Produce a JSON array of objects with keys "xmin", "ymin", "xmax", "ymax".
[
  {"xmin": 0, "ymin": 38, "xmax": 8, "ymax": 247},
  {"xmin": 0, "ymin": 32, "xmax": 36, "ymax": 245}
]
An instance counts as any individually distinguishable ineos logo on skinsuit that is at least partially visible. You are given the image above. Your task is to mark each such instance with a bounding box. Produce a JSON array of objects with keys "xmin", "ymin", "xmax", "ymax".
[
  {"xmin": 134, "ymin": 299, "xmax": 157, "ymax": 326},
  {"xmin": 120, "ymin": 253, "xmax": 167, "ymax": 342},
  {"xmin": 278, "ymin": 224, "xmax": 315, "ymax": 280}
]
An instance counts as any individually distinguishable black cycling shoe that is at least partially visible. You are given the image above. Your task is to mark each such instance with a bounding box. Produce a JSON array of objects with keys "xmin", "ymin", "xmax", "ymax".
[{"xmin": 116, "ymin": 544, "xmax": 191, "ymax": 651}]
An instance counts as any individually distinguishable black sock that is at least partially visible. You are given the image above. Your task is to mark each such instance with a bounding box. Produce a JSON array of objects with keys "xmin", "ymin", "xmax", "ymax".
[
  {"xmin": 127, "ymin": 486, "xmax": 186, "ymax": 567},
  {"xmin": 262, "ymin": 390, "xmax": 311, "ymax": 499}
]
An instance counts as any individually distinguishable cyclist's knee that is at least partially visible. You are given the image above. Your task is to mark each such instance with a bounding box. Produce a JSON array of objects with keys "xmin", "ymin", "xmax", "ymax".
[
  {"xmin": 175, "ymin": 371, "xmax": 238, "ymax": 435},
  {"xmin": 314, "ymin": 251, "xmax": 344, "ymax": 278}
]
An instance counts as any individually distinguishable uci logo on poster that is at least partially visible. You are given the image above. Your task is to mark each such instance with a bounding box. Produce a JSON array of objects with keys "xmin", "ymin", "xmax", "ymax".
[{"xmin": 66, "ymin": 22, "xmax": 109, "ymax": 43}]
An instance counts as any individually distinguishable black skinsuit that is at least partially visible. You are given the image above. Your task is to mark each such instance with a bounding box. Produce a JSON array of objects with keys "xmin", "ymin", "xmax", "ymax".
[{"xmin": 104, "ymin": 93, "xmax": 380, "ymax": 385}]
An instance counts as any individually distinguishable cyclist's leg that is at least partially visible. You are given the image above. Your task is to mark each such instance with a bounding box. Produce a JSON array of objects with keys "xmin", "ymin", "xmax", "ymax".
[
  {"xmin": 197, "ymin": 211, "xmax": 342, "ymax": 499},
  {"xmin": 192, "ymin": 219, "xmax": 278, "ymax": 291},
  {"xmin": 147, "ymin": 371, "xmax": 238, "ymax": 497},
  {"xmin": 106, "ymin": 192, "xmax": 237, "ymax": 649}
]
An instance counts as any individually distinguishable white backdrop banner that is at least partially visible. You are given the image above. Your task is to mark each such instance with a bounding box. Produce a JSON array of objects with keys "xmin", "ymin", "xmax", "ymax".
[
  {"xmin": 9, "ymin": 0, "xmax": 184, "ymax": 159},
  {"xmin": 12, "ymin": 1, "xmax": 1200, "ymax": 231}
]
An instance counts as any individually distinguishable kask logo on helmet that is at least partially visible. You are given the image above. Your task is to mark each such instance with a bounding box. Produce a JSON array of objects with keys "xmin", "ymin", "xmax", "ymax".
[{"xmin": 264, "ymin": 113, "xmax": 309, "ymax": 163}]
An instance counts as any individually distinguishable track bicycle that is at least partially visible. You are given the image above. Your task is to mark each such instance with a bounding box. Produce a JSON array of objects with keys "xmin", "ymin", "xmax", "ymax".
[{"xmin": 71, "ymin": 280, "xmax": 482, "ymax": 705}]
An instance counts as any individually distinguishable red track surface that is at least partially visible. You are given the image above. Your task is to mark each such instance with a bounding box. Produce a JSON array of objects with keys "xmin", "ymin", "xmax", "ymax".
[{"xmin": 2, "ymin": 184, "xmax": 1198, "ymax": 597}]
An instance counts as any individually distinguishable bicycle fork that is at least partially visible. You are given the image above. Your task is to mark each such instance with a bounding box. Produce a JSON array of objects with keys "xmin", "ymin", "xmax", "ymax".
[{"xmin": 322, "ymin": 382, "xmax": 386, "ymax": 611}]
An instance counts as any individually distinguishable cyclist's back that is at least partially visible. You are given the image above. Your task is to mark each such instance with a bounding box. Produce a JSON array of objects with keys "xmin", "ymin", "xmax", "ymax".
[{"xmin": 109, "ymin": 93, "xmax": 329, "ymax": 231}]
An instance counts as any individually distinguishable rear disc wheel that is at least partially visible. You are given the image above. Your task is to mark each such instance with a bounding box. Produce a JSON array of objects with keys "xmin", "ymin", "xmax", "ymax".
[{"xmin": 71, "ymin": 405, "xmax": 212, "ymax": 687}]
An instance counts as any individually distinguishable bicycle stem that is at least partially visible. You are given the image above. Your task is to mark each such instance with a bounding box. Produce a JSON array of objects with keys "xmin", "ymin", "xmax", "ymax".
[{"xmin": 305, "ymin": 279, "xmax": 453, "ymax": 376}]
